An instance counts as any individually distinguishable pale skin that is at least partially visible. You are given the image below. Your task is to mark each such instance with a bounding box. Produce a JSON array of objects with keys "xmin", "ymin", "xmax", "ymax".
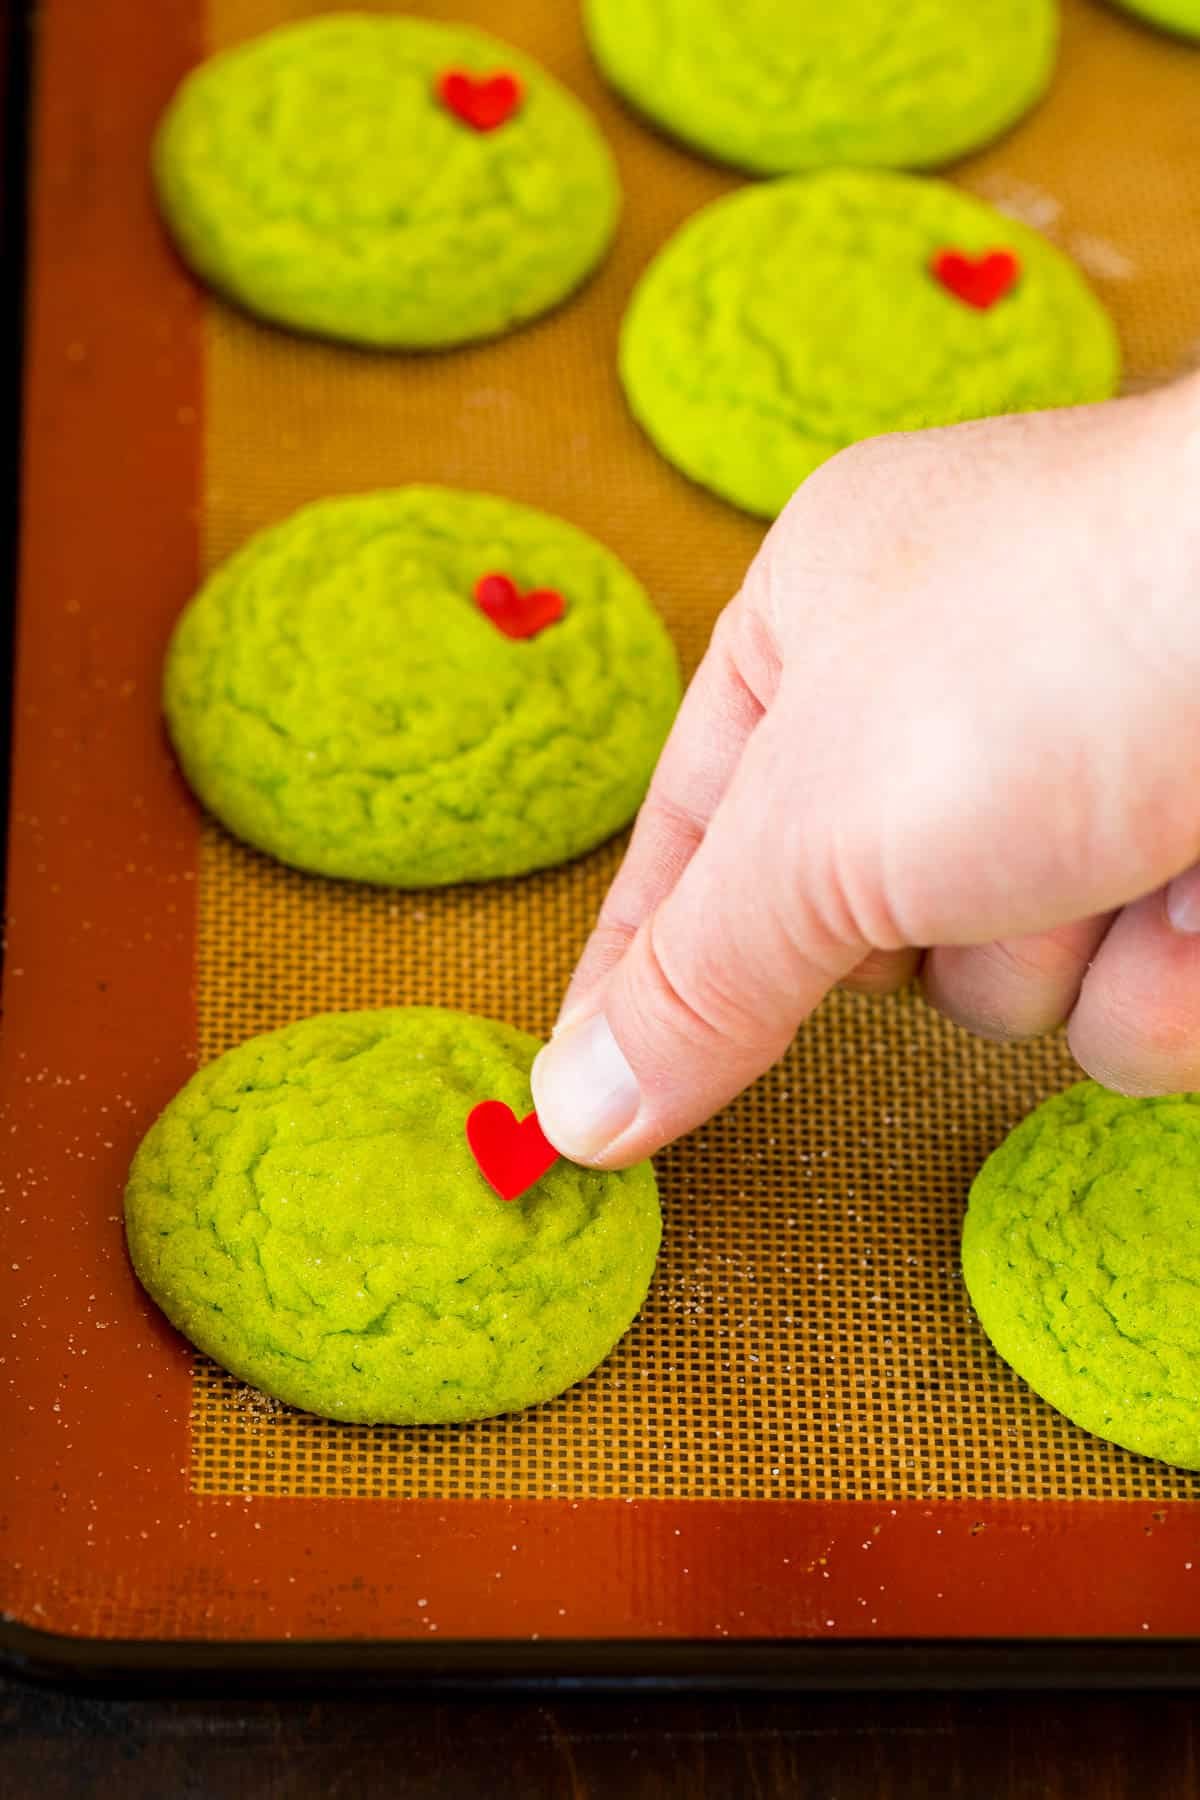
[{"xmin": 531, "ymin": 371, "xmax": 1200, "ymax": 1168}]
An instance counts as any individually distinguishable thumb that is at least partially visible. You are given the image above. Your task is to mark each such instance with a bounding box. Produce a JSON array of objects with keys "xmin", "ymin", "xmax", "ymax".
[{"xmin": 530, "ymin": 708, "xmax": 866, "ymax": 1167}]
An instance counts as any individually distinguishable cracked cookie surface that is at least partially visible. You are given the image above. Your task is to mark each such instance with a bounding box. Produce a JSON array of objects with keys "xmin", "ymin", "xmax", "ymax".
[
  {"xmin": 124, "ymin": 1008, "xmax": 662, "ymax": 1424},
  {"xmin": 154, "ymin": 14, "xmax": 620, "ymax": 348},
  {"xmin": 584, "ymin": 0, "xmax": 1056, "ymax": 175},
  {"xmin": 963, "ymin": 1082, "xmax": 1200, "ymax": 1471},
  {"xmin": 164, "ymin": 487, "xmax": 680, "ymax": 887},
  {"xmin": 620, "ymin": 170, "xmax": 1120, "ymax": 518}
]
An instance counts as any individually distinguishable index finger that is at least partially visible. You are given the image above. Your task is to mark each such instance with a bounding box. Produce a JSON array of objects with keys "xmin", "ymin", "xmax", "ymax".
[{"xmin": 557, "ymin": 593, "xmax": 779, "ymax": 1026}]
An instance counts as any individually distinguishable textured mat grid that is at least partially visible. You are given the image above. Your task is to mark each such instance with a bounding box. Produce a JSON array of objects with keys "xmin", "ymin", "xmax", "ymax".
[{"xmin": 191, "ymin": 0, "xmax": 1200, "ymax": 1503}]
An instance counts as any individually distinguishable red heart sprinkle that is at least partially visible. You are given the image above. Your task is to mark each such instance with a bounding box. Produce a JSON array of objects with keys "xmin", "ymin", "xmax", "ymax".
[
  {"xmin": 466, "ymin": 1101, "xmax": 559, "ymax": 1202},
  {"xmin": 931, "ymin": 248, "xmax": 1021, "ymax": 311},
  {"xmin": 474, "ymin": 572, "xmax": 566, "ymax": 640},
  {"xmin": 437, "ymin": 68, "xmax": 523, "ymax": 132}
]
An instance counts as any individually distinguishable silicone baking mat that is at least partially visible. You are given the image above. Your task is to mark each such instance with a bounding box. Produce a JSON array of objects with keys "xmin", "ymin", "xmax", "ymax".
[{"xmin": 5, "ymin": 0, "xmax": 1200, "ymax": 1665}]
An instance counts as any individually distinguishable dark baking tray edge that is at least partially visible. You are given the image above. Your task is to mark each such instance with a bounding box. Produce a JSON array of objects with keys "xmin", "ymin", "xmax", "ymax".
[{"xmin": 5, "ymin": 1620, "xmax": 1200, "ymax": 1693}]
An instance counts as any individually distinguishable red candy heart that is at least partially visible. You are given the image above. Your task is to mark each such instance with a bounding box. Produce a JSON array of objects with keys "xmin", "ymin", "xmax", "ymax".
[
  {"xmin": 931, "ymin": 247, "xmax": 1021, "ymax": 311},
  {"xmin": 437, "ymin": 68, "xmax": 523, "ymax": 132},
  {"xmin": 474, "ymin": 572, "xmax": 565, "ymax": 640},
  {"xmin": 466, "ymin": 1101, "xmax": 559, "ymax": 1202}
]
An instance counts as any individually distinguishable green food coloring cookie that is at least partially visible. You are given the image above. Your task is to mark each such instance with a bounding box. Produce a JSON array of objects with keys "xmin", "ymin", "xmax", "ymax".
[
  {"xmin": 164, "ymin": 487, "xmax": 680, "ymax": 887},
  {"xmin": 1109, "ymin": 0, "xmax": 1200, "ymax": 38},
  {"xmin": 963, "ymin": 1082, "xmax": 1200, "ymax": 1471},
  {"xmin": 124, "ymin": 1008, "xmax": 662, "ymax": 1425},
  {"xmin": 584, "ymin": 0, "xmax": 1057, "ymax": 175},
  {"xmin": 620, "ymin": 169, "xmax": 1120, "ymax": 517},
  {"xmin": 153, "ymin": 14, "xmax": 620, "ymax": 348}
]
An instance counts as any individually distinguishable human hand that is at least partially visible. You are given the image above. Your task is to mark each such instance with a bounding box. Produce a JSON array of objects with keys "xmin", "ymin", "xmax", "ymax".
[{"xmin": 532, "ymin": 375, "xmax": 1200, "ymax": 1167}]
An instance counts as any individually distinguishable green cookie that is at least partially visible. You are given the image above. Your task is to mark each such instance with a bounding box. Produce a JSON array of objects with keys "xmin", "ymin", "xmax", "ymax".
[
  {"xmin": 584, "ymin": 0, "xmax": 1056, "ymax": 175},
  {"xmin": 125, "ymin": 1008, "xmax": 662, "ymax": 1425},
  {"xmin": 153, "ymin": 14, "xmax": 620, "ymax": 348},
  {"xmin": 164, "ymin": 488, "xmax": 680, "ymax": 887},
  {"xmin": 963, "ymin": 1082, "xmax": 1200, "ymax": 1472},
  {"xmin": 620, "ymin": 170, "xmax": 1120, "ymax": 517},
  {"xmin": 1109, "ymin": 0, "xmax": 1200, "ymax": 37}
]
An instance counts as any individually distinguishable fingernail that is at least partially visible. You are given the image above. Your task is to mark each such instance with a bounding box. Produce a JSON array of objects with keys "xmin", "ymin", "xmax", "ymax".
[
  {"xmin": 530, "ymin": 1013, "xmax": 640, "ymax": 1162},
  {"xmin": 1167, "ymin": 865, "xmax": 1200, "ymax": 934},
  {"xmin": 552, "ymin": 995, "xmax": 594, "ymax": 1037}
]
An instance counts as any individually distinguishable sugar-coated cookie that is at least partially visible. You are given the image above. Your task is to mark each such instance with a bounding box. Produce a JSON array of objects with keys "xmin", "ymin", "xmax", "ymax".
[
  {"xmin": 125, "ymin": 1008, "xmax": 662, "ymax": 1425},
  {"xmin": 154, "ymin": 14, "xmax": 620, "ymax": 347},
  {"xmin": 620, "ymin": 170, "xmax": 1119, "ymax": 517},
  {"xmin": 584, "ymin": 0, "xmax": 1057, "ymax": 174},
  {"xmin": 164, "ymin": 488, "xmax": 680, "ymax": 886},
  {"xmin": 1110, "ymin": 0, "xmax": 1200, "ymax": 39},
  {"xmin": 963, "ymin": 1082, "xmax": 1200, "ymax": 1471}
]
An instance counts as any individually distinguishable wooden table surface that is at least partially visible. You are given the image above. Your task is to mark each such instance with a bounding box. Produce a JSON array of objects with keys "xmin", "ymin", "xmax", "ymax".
[{"xmin": 4, "ymin": 1676, "xmax": 1200, "ymax": 1797}]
